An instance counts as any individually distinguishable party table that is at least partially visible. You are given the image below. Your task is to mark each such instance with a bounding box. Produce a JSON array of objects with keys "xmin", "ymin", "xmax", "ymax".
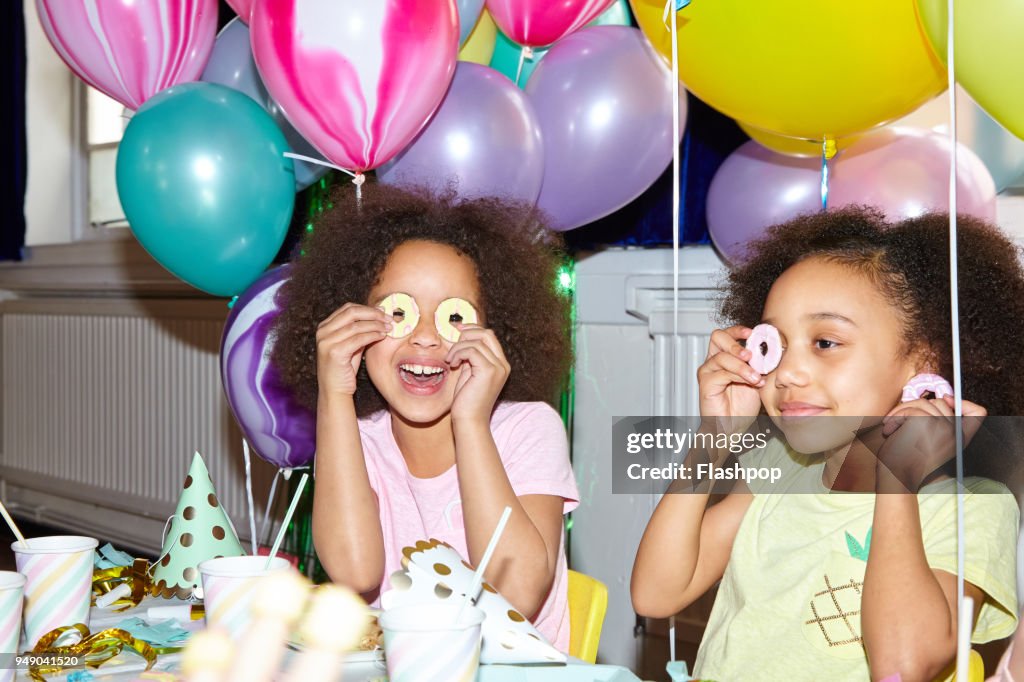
[{"xmin": 14, "ymin": 597, "xmax": 643, "ymax": 682}]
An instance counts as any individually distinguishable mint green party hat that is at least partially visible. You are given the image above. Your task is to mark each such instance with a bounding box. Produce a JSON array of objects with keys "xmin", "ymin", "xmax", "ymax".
[{"xmin": 152, "ymin": 452, "xmax": 245, "ymax": 599}]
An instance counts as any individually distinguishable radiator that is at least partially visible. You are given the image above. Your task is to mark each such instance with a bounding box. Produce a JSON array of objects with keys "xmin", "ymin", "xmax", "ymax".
[
  {"xmin": 570, "ymin": 246, "xmax": 725, "ymax": 668},
  {"xmin": 0, "ymin": 297, "xmax": 280, "ymax": 555}
]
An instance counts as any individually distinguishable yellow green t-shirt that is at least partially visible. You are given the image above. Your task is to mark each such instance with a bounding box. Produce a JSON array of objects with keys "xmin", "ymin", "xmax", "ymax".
[{"xmin": 692, "ymin": 441, "xmax": 1019, "ymax": 682}]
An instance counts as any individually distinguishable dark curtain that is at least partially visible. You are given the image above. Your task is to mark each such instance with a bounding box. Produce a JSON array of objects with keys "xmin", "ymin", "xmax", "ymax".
[
  {"xmin": 2, "ymin": 0, "xmax": 27, "ymax": 261},
  {"xmin": 565, "ymin": 92, "xmax": 748, "ymax": 250}
]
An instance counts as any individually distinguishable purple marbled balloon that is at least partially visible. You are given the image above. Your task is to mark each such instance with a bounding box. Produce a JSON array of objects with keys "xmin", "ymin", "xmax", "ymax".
[{"xmin": 221, "ymin": 265, "xmax": 315, "ymax": 469}]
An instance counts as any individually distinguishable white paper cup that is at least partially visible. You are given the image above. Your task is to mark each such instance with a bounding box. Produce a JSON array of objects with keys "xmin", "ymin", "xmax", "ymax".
[
  {"xmin": 379, "ymin": 604, "xmax": 486, "ymax": 682},
  {"xmin": 11, "ymin": 536, "xmax": 97, "ymax": 649},
  {"xmin": 199, "ymin": 555, "xmax": 290, "ymax": 639},
  {"xmin": 0, "ymin": 571, "xmax": 26, "ymax": 682}
]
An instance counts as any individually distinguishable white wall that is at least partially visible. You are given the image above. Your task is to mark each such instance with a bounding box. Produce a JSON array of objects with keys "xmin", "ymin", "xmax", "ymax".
[{"xmin": 23, "ymin": 0, "xmax": 77, "ymax": 247}]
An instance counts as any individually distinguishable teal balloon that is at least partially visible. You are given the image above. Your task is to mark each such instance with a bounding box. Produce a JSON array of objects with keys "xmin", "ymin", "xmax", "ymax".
[
  {"xmin": 489, "ymin": 0, "xmax": 633, "ymax": 88},
  {"xmin": 116, "ymin": 82, "xmax": 295, "ymax": 297}
]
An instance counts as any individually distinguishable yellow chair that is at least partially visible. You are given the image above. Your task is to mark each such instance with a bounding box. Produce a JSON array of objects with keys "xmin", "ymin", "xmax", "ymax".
[
  {"xmin": 935, "ymin": 649, "xmax": 984, "ymax": 682},
  {"xmin": 567, "ymin": 569, "xmax": 608, "ymax": 664}
]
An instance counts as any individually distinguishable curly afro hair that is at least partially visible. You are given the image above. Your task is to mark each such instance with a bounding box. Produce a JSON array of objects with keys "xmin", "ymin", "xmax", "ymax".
[
  {"xmin": 719, "ymin": 206, "xmax": 1024, "ymax": 417},
  {"xmin": 271, "ymin": 182, "xmax": 573, "ymax": 417}
]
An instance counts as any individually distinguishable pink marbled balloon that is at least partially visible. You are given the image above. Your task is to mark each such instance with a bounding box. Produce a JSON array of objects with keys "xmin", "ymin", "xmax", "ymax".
[
  {"xmin": 35, "ymin": 0, "xmax": 217, "ymax": 110},
  {"xmin": 226, "ymin": 0, "xmax": 254, "ymax": 23},
  {"xmin": 487, "ymin": 0, "xmax": 614, "ymax": 47},
  {"xmin": 250, "ymin": 0, "xmax": 458, "ymax": 172}
]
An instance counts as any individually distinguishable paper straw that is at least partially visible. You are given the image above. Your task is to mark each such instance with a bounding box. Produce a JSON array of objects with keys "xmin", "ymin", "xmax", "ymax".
[
  {"xmin": 0, "ymin": 499, "xmax": 26, "ymax": 547},
  {"xmin": 242, "ymin": 440, "xmax": 258, "ymax": 555},
  {"xmin": 956, "ymin": 595, "xmax": 973, "ymax": 682},
  {"xmin": 456, "ymin": 506, "xmax": 512, "ymax": 623},
  {"xmin": 265, "ymin": 473, "xmax": 309, "ymax": 569}
]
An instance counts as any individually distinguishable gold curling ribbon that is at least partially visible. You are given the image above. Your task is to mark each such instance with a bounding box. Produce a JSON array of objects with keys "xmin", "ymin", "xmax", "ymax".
[
  {"xmin": 27, "ymin": 623, "xmax": 156, "ymax": 681},
  {"xmin": 92, "ymin": 558, "xmax": 151, "ymax": 611}
]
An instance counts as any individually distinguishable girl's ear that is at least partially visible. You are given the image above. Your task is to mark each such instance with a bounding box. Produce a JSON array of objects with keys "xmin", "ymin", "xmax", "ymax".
[{"xmin": 907, "ymin": 344, "xmax": 940, "ymax": 380}]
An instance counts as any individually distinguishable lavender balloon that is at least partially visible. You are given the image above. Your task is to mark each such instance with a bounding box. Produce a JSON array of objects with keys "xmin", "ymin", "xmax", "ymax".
[
  {"xmin": 457, "ymin": 0, "xmax": 486, "ymax": 45},
  {"xmin": 201, "ymin": 18, "xmax": 328, "ymax": 192},
  {"xmin": 525, "ymin": 26, "xmax": 685, "ymax": 231},
  {"xmin": 221, "ymin": 266, "xmax": 315, "ymax": 470},
  {"xmin": 378, "ymin": 63, "xmax": 543, "ymax": 204},
  {"xmin": 707, "ymin": 141, "xmax": 819, "ymax": 263}
]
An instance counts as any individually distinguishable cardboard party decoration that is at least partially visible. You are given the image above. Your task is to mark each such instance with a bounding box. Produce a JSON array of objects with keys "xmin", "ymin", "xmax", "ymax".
[
  {"xmin": 152, "ymin": 452, "xmax": 245, "ymax": 599},
  {"xmin": 381, "ymin": 539, "xmax": 567, "ymax": 664}
]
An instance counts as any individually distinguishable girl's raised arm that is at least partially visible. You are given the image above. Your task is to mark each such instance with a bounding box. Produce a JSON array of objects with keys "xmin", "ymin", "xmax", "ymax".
[
  {"xmin": 448, "ymin": 326, "xmax": 570, "ymax": 619},
  {"xmin": 632, "ymin": 326, "xmax": 763, "ymax": 617},
  {"xmin": 311, "ymin": 304, "xmax": 391, "ymax": 595}
]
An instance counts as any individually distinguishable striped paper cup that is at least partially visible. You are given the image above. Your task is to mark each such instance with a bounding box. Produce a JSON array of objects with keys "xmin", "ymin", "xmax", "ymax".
[
  {"xmin": 11, "ymin": 536, "xmax": 98, "ymax": 649},
  {"xmin": 0, "ymin": 571, "xmax": 27, "ymax": 682},
  {"xmin": 199, "ymin": 555, "xmax": 290, "ymax": 640},
  {"xmin": 380, "ymin": 604, "xmax": 486, "ymax": 682}
]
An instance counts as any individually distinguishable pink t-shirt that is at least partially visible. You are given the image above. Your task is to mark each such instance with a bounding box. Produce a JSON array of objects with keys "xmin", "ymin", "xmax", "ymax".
[{"xmin": 358, "ymin": 401, "xmax": 580, "ymax": 652}]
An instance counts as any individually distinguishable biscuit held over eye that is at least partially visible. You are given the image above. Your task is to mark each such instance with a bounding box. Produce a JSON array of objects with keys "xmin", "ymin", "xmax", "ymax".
[
  {"xmin": 377, "ymin": 292, "xmax": 420, "ymax": 339},
  {"xmin": 746, "ymin": 323, "xmax": 782, "ymax": 375},
  {"xmin": 434, "ymin": 297, "xmax": 479, "ymax": 343}
]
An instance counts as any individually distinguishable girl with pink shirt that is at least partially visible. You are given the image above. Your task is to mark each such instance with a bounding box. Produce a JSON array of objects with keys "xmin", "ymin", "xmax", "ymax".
[{"xmin": 271, "ymin": 183, "xmax": 580, "ymax": 649}]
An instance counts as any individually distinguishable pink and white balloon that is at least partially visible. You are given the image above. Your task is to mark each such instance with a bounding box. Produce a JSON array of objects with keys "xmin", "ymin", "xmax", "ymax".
[
  {"xmin": 707, "ymin": 128, "xmax": 997, "ymax": 263},
  {"xmin": 250, "ymin": 0, "xmax": 459, "ymax": 172},
  {"xmin": 227, "ymin": 0, "xmax": 254, "ymax": 22},
  {"xmin": 487, "ymin": 0, "xmax": 614, "ymax": 47},
  {"xmin": 526, "ymin": 26, "xmax": 685, "ymax": 231},
  {"xmin": 378, "ymin": 63, "xmax": 544, "ymax": 205},
  {"xmin": 35, "ymin": 0, "xmax": 217, "ymax": 110}
]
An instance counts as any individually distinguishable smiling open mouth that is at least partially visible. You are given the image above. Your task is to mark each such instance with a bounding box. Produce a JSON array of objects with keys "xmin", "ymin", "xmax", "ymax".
[{"xmin": 398, "ymin": 363, "xmax": 446, "ymax": 390}]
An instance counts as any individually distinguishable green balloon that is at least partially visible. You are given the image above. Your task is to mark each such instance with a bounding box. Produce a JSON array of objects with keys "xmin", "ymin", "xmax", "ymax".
[
  {"xmin": 116, "ymin": 82, "xmax": 295, "ymax": 297},
  {"xmin": 489, "ymin": 0, "xmax": 633, "ymax": 88}
]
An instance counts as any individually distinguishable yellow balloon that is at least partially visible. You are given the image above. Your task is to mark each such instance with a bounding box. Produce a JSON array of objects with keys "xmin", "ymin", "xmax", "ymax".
[
  {"xmin": 458, "ymin": 10, "xmax": 497, "ymax": 65},
  {"xmin": 739, "ymin": 122, "xmax": 858, "ymax": 159},
  {"xmin": 916, "ymin": 0, "xmax": 1024, "ymax": 141},
  {"xmin": 630, "ymin": 0, "xmax": 946, "ymax": 141}
]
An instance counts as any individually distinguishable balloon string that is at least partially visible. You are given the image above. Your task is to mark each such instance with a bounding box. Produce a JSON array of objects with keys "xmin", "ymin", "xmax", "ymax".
[
  {"xmin": 242, "ymin": 439, "xmax": 258, "ymax": 555},
  {"xmin": 514, "ymin": 46, "xmax": 534, "ymax": 87},
  {"xmin": 820, "ymin": 137, "xmax": 836, "ymax": 211},
  {"xmin": 668, "ymin": 0, "xmax": 680, "ymax": 345},
  {"xmin": 945, "ymin": 0, "xmax": 966, "ymax": 678},
  {"xmin": 259, "ymin": 468, "xmax": 283, "ymax": 544},
  {"xmin": 283, "ymin": 153, "xmax": 363, "ymax": 207}
]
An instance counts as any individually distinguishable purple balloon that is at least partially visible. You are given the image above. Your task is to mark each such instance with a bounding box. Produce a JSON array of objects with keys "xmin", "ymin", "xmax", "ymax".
[
  {"xmin": 525, "ymin": 26, "xmax": 685, "ymax": 231},
  {"xmin": 221, "ymin": 266, "xmax": 315, "ymax": 469},
  {"xmin": 378, "ymin": 63, "xmax": 543, "ymax": 205},
  {"xmin": 829, "ymin": 127, "xmax": 996, "ymax": 222},
  {"xmin": 706, "ymin": 141, "xmax": 819, "ymax": 264}
]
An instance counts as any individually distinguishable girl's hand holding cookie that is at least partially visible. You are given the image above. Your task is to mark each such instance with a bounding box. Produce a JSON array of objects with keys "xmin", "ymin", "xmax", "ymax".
[
  {"xmin": 698, "ymin": 326, "xmax": 766, "ymax": 435},
  {"xmin": 877, "ymin": 394, "xmax": 987, "ymax": 492},
  {"xmin": 316, "ymin": 304, "xmax": 392, "ymax": 397},
  {"xmin": 446, "ymin": 323, "xmax": 510, "ymax": 422}
]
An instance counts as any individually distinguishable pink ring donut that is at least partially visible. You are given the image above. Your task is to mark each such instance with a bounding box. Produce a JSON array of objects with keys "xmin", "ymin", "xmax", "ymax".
[
  {"xmin": 746, "ymin": 324, "xmax": 782, "ymax": 375},
  {"xmin": 900, "ymin": 373, "xmax": 953, "ymax": 402}
]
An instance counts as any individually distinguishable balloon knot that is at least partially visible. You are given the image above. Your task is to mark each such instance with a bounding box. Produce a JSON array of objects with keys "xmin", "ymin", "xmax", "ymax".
[
  {"xmin": 352, "ymin": 173, "xmax": 366, "ymax": 188},
  {"xmin": 823, "ymin": 137, "xmax": 838, "ymax": 161}
]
